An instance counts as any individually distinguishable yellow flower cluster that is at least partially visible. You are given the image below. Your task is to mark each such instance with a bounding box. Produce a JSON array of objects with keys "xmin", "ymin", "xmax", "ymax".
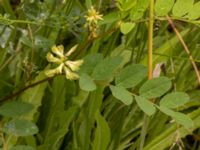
[
  {"xmin": 85, "ymin": 6, "xmax": 103, "ymax": 25},
  {"xmin": 45, "ymin": 45, "xmax": 83, "ymax": 80},
  {"xmin": 84, "ymin": 6, "xmax": 103, "ymax": 39}
]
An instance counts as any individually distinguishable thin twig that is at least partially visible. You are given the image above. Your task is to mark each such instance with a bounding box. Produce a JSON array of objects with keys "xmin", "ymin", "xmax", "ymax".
[{"xmin": 167, "ymin": 16, "xmax": 200, "ymax": 86}]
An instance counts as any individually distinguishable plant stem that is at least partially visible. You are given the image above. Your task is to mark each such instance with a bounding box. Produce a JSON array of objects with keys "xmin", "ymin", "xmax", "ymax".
[
  {"xmin": 167, "ymin": 16, "xmax": 200, "ymax": 86},
  {"xmin": 148, "ymin": 0, "xmax": 154, "ymax": 80},
  {"xmin": 139, "ymin": 0, "xmax": 154, "ymax": 149}
]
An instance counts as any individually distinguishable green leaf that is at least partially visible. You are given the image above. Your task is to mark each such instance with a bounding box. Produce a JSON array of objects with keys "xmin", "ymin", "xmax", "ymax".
[
  {"xmin": 20, "ymin": 71, "xmax": 48, "ymax": 120},
  {"xmin": 92, "ymin": 56, "xmax": 122, "ymax": 81},
  {"xmin": 110, "ymin": 85, "xmax": 133, "ymax": 105},
  {"xmin": 158, "ymin": 106, "xmax": 193, "ymax": 128},
  {"xmin": 85, "ymin": 0, "xmax": 92, "ymax": 8},
  {"xmin": 172, "ymin": 0, "xmax": 193, "ymax": 17},
  {"xmin": 99, "ymin": 11, "xmax": 120, "ymax": 25},
  {"xmin": 120, "ymin": 22, "xmax": 135, "ymax": 34},
  {"xmin": 130, "ymin": 0, "xmax": 149, "ymax": 20},
  {"xmin": 139, "ymin": 77, "xmax": 172, "ymax": 99},
  {"xmin": 79, "ymin": 53, "xmax": 103, "ymax": 75},
  {"xmin": 79, "ymin": 74, "xmax": 96, "ymax": 91},
  {"xmin": 173, "ymin": 112, "xmax": 194, "ymax": 128},
  {"xmin": 115, "ymin": 64, "xmax": 147, "ymax": 88},
  {"xmin": 0, "ymin": 101, "xmax": 33, "ymax": 117},
  {"xmin": 92, "ymin": 111, "xmax": 110, "ymax": 150},
  {"xmin": 160, "ymin": 92, "xmax": 190, "ymax": 109},
  {"xmin": 3, "ymin": 119, "xmax": 38, "ymax": 136},
  {"xmin": 135, "ymin": 96, "xmax": 156, "ymax": 116},
  {"xmin": 22, "ymin": 1, "xmax": 42, "ymax": 20},
  {"xmin": 10, "ymin": 145, "xmax": 35, "ymax": 150},
  {"xmin": 188, "ymin": 2, "xmax": 200, "ymax": 20},
  {"xmin": 117, "ymin": 0, "xmax": 137, "ymax": 11},
  {"xmin": 155, "ymin": 0, "xmax": 174, "ymax": 16}
]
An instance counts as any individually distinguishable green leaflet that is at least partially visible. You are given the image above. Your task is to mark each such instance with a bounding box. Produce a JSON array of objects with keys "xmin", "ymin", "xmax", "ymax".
[
  {"xmin": 130, "ymin": 0, "xmax": 149, "ymax": 20},
  {"xmin": 79, "ymin": 53, "xmax": 103, "ymax": 75},
  {"xmin": 160, "ymin": 92, "xmax": 190, "ymax": 109},
  {"xmin": 110, "ymin": 85, "xmax": 133, "ymax": 105},
  {"xmin": 120, "ymin": 22, "xmax": 135, "ymax": 34},
  {"xmin": 188, "ymin": 2, "xmax": 200, "ymax": 20},
  {"xmin": 172, "ymin": 0, "xmax": 194, "ymax": 17},
  {"xmin": 79, "ymin": 73, "xmax": 96, "ymax": 91},
  {"xmin": 3, "ymin": 119, "xmax": 38, "ymax": 136},
  {"xmin": 92, "ymin": 56, "xmax": 122, "ymax": 81},
  {"xmin": 99, "ymin": 11, "xmax": 120, "ymax": 25},
  {"xmin": 0, "ymin": 101, "xmax": 33, "ymax": 117},
  {"xmin": 116, "ymin": 0, "xmax": 137, "ymax": 11},
  {"xmin": 158, "ymin": 106, "xmax": 194, "ymax": 128},
  {"xmin": 139, "ymin": 77, "xmax": 172, "ymax": 99},
  {"xmin": 155, "ymin": 0, "xmax": 174, "ymax": 16},
  {"xmin": 115, "ymin": 64, "xmax": 147, "ymax": 88},
  {"xmin": 135, "ymin": 96, "xmax": 156, "ymax": 116}
]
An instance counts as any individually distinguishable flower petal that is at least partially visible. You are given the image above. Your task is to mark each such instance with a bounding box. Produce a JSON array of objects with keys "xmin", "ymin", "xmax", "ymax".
[
  {"xmin": 55, "ymin": 63, "xmax": 64, "ymax": 74},
  {"xmin": 64, "ymin": 67, "xmax": 79, "ymax": 80},
  {"xmin": 65, "ymin": 59, "xmax": 84, "ymax": 71},
  {"xmin": 52, "ymin": 45, "xmax": 64, "ymax": 58},
  {"xmin": 65, "ymin": 45, "xmax": 78, "ymax": 57},
  {"xmin": 46, "ymin": 52, "xmax": 61, "ymax": 63},
  {"xmin": 45, "ymin": 68, "xmax": 57, "ymax": 77}
]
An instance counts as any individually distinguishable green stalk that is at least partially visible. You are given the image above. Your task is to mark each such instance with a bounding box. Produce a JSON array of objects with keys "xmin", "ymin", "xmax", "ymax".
[
  {"xmin": 139, "ymin": 0, "xmax": 154, "ymax": 149},
  {"xmin": 148, "ymin": 0, "xmax": 154, "ymax": 80}
]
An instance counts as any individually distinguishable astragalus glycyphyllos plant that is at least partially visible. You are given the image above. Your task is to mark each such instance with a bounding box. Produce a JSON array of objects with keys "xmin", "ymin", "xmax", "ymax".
[{"xmin": 0, "ymin": 0, "xmax": 200, "ymax": 150}]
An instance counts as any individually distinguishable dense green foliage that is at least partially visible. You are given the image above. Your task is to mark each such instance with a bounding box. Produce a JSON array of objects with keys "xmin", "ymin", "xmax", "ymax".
[{"xmin": 0, "ymin": 0, "xmax": 200, "ymax": 150}]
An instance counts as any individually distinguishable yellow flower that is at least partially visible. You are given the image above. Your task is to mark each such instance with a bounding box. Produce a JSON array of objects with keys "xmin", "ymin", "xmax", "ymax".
[
  {"xmin": 65, "ymin": 60, "xmax": 84, "ymax": 71},
  {"xmin": 45, "ymin": 45, "xmax": 83, "ymax": 80},
  {"xmin": 85, "ymin": 6, "xmax": 103, "ymax": 24},
  {"xmin": 64, "ymin": 67, "xmax": 79, "ymax": 80},
  {"xmin": 51, "ymin": 45, "xmax": 65, "ymax": 59},
  {"xmin": 46, "ymin": 52, "xmax": 61, "ymax": 64}
]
